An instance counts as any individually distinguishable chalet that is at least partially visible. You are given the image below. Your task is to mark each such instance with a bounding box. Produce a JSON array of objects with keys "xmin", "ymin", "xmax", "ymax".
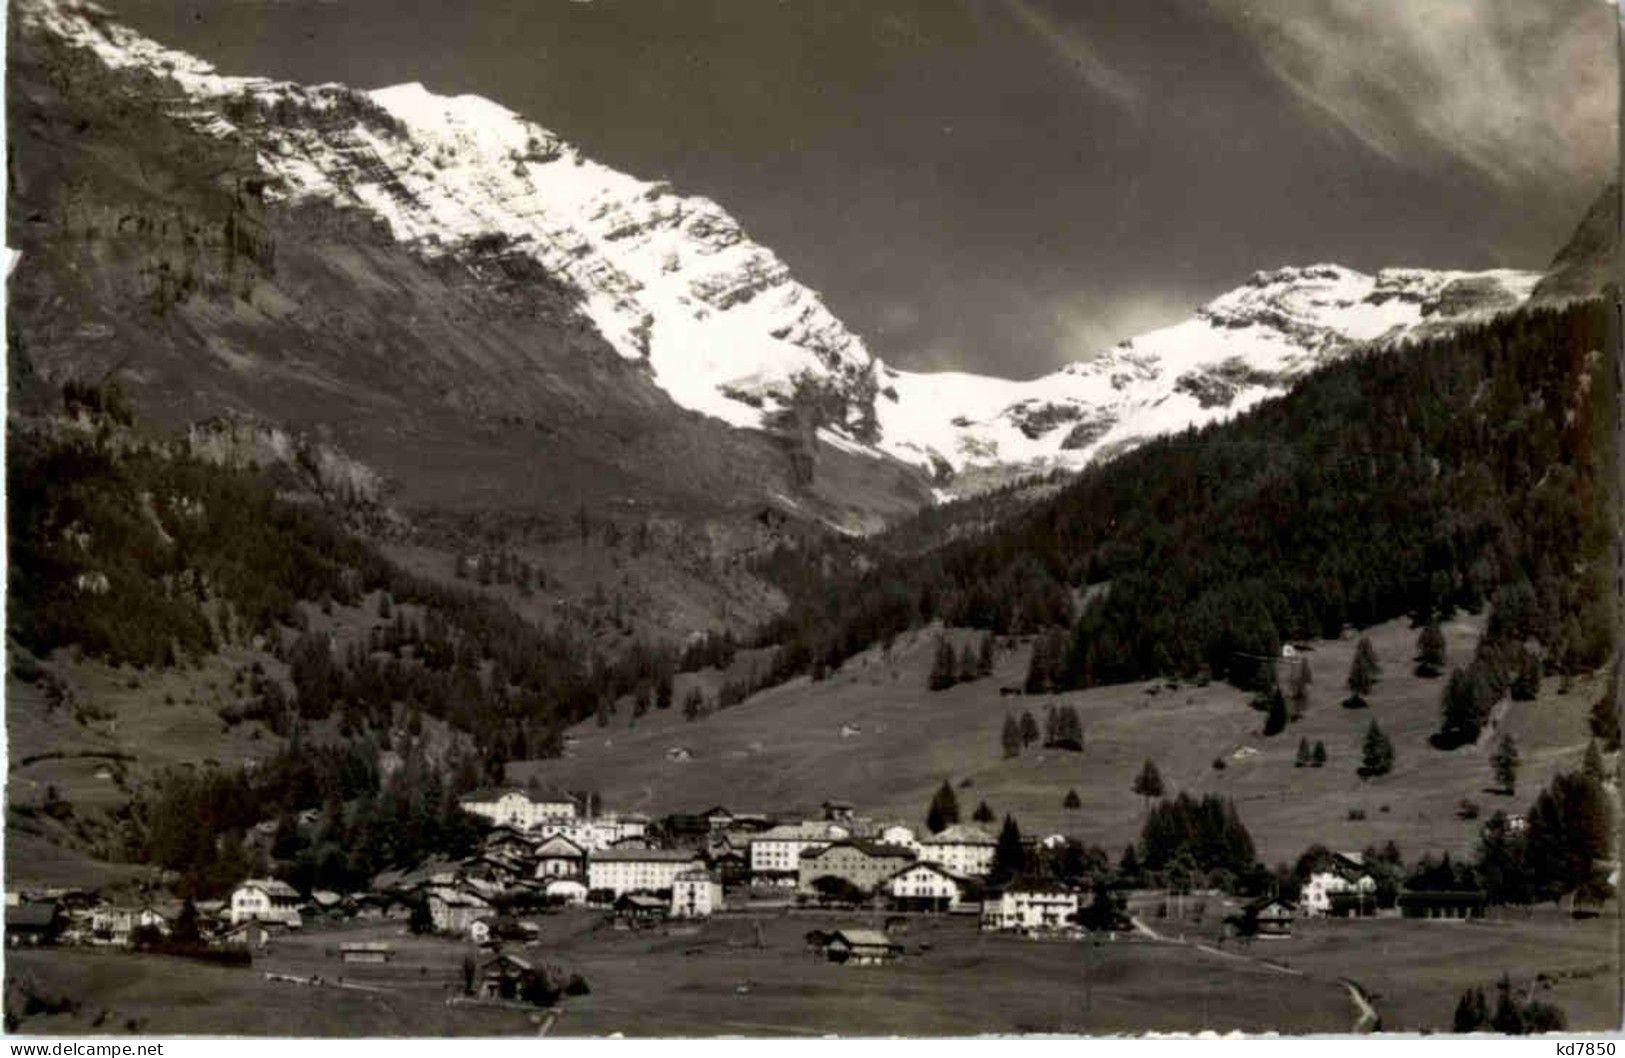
[
  {"xmin": 354, "ymin": 893, "xmax": 413, "ymax": 921},
  {"xmin": 887, "ymin": 862, "xmax": 966, "ymax": 913},
  {"xmin": 748, "ymin": 822, "xmax": 847, "ymax": 885},
  {"xmin": 230, "ymin": 878, "xmax": 302, "ymax": 927},
  {"xmin": 588, "ymin": 849, "xmax": 704, "ymax": 898},
  {"xmin": 918, "ymin": 825, "xmax": 997, "ymax": 879},
  {"xmin": 533, "ymin": 834, "xmax": 588, "ymax": 879},
  {"xmin": 427, "ymin": 887, "xmax": 491, "ymax": 935},
  {"xmin": 339, "ymin": 942, "xmax": 393, "ymax": 964},
  {"xmin": 612, "ymin": 892, "xmax": 668, "ymax": 927},
  {"xmin": 484, "ymin": 826, "xmax": 535, "ymax": 857},
  {"xmin": 458, "ymin": 787, "xmax": 578, "ymax": 830},
  {"xmin": 6, "ymin": 901, "xmax": 59, "ymax": 946},
  {"xmin": 701, "ymin": 806, "xmax": 735, "ymax": 831},
  {"xmin": 1253, "ymin": 900, "xmax": 1295, "ymax": 938},
  {"xmin": 798, "ymin": 841, "xmax": 916, "ymax": 897},
  {"xmin": 1397, "ymin": 889, "xmax": 1487, "ymax": 920},
  {"xmin": 981, "ymin": 881, "xmax": 1079, "ymax": 933},
  {"xmin": 462, "ymin": 853, "xmax": 526, "ymax": 887},
  {"xmin": 1301, "ymin": 852, "xmax": 1378, "ymax": 917},
  {"xmin": 477, "ymin": 953, "xmax": 542, "ymax": 1001},
  {"xmin": 823, "ymin": 928, "xmax": 902, "ymax": 966},
  {"xmin": 670, "ymin": 869, "xmax": 724, "ymax": 919}
]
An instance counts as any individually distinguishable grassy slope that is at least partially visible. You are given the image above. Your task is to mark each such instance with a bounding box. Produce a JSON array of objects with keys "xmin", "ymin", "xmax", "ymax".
[{"xmin": 516, "ymin": 615, "xmax": 1604, "ymax": 865}]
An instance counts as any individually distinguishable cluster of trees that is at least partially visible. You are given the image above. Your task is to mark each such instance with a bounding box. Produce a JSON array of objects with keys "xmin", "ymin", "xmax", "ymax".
[
  {"xmin": 1453, "ymin": 975, "xmax": 1567, "ymax": 1034},
  {"xmin": 1293, "ymin": 738, "xmax": 1328, "ymax": 768},
  {"xmin": 998, "ymin": 703, "xmax": 1085, "ymax": 756},
  {"xmin": 1137, "ymin": 793, "xmax": 1259, "ymax": 887},
  {"xmin": 1343, "ymin": 637, "xmax": 1382, "ymax": 709},
  {"xmin": 452, "ymin": 550, "xmax": 544, "ymax": 595},
  {"xmin": 925, "ymin": 780, "xmax": 961, "ymax": 834},
  {"xmin": 1474, "ymin": 763, "xmax": 1614, "ymax": 909},
  {"xmin": 927, "ymin": 633, "xmax": 994, "ymax": 691},
  {"xmin": 132, "ymin": 732, "xmax": 489, "ymax": 897},
  {"xmin": 749, "ymin": 301, "xmax": 1615, "ymax": 705}
]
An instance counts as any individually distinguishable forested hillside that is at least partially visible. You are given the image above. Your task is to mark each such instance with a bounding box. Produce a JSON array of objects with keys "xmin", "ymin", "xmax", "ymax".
[{"xmin": 756, "ymin": 301, "xmax": 1618, "ymax": 713}]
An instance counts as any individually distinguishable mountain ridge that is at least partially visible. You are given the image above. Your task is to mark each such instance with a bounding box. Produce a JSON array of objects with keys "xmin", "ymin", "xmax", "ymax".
[{"xmin": 14, "ymin": 0, "xmax": 1547, "ymax": 503}]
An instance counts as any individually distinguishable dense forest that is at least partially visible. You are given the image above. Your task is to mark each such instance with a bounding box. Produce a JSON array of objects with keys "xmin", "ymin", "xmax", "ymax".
[
  {"xmin": 7, "ymin": 397, "xmax": 683, "ymax": 768},
  {"xmin": 754, "ymin": 301, "xmax": 1618, "ymax": 712}
]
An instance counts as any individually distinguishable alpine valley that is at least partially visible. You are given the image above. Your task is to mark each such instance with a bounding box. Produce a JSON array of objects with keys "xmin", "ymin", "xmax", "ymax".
[{"xmin": 5, "ymin": 0, "xmax": 1621, "ymax": 1038}]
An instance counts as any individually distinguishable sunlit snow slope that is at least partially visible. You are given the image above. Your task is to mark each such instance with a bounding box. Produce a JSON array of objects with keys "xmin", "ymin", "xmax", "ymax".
[{"xmin": 26, "ymin": 1, "xmax": 1541, "ymax": 491}]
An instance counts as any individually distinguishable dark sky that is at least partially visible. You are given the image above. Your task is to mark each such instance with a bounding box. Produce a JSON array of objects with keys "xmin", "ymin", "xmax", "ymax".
[{"xmin": 103, "ymin": 0, "xmax": 1617, "ymax": 378}]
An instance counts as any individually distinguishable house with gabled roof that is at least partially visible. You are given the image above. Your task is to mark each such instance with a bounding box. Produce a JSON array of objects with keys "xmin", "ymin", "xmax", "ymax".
[
  {"xmin": 981, "ymin": 879, "xmax": 1079, "ymax": 933},
  {"xmin": 230, "ymin": 878, "xmax": 302, "ymax": 927},
  {"xmin": 919, "ymin": 824, "xmax": 997, "ymax": 879},
  {"xmin": 823, "ymin": 928, "xmax": 902, "ymax": 965},
  {"xmin": 887, "ymin": 861, "xmax": 968, "ymax": 912},
  {"xmin": 798, "ymin": 841, "xmax": 916, "ymax": 897},
  {"xmin": 533, "ymin": 833, "xmax": 587, "ymax": 879}
]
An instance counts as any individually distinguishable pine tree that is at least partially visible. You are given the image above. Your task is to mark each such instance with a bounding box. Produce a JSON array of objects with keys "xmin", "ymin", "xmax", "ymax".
[
  {"xmin": 1019, "ymin": 710, "xmax": 1040, "ymax": 748},
  {"xmin": 1509, "ymin": 648, "xmax": 1541, "ymax": 701},
  {"xmin": 972, "ymin": 800, "xmax": 995, "ymax": 824},
  {"xmin": 1437, "ymin": 667, "xmax": 1482, "ymax": 747},
  {"xmin": 926, "ymin": 780, "xmax": 960, "ymax": 833},
  {"xmin": 1588, "ymin": 678, "xmax": 1619, "ymax": 751},
  {"xmin": 1132, "ymin": 759, "xmax": 1164, "ymax": 807},
  {"xmin": 976, "ymin": 633, "xmax": 995, "ymax": 678},
  {"xmin": 1490, "ymin": 975, "xmax": 1525, "ymax": 1035},
  {"xmin": 1491, "ymin": 733, "xmax": 1519, "ymax": 795},
  {"xmin": 959, "ymin": 644, "xmax": 979, "ymax": 684},
  {"xmin": 1311, "ymin": 740, "xmax": 1327, "ymax": 768},
  {"xmin": 1063, "ymin": 788, "xmax": 1081, "ymax": 809},
  {"xmin": 992, "ymin": 814, "xmax": 1025, "ymax": 884},
  {"xmin": 1288, "ymin": 660, "xmax": 1312, "ymax": 719},
  {"xmin": 1581, "ymin": 739, "xmax": 1604, "ymax": 784},
  {"xmin": 1263, "ymin": 688, "xmax": 1288, "ymax": 736},
  {"xmin": 1359, "ymin": 720, "xmax": 1394, "ymax": 778},
  {"xmin": 655, "ymin": 671, "xmax": 674, "ymax": 710},
  {"xmin": 1117, "ymin": 844, "xmax": 1142, "ymax": 886},
  {"xmin": 1345, "ymin": 636, "xmax": 1379, "ymax": 707},
  {"xmin": 1415, "ymin": 621, "xmax": 1446, "ymax": 678},
  {"xmin": 1025, "ymin": 636, "xmax": 1052, "ymax": 695},
  {"xmin": 682, "ymin": 686, "xmax": 705, "ymax": 722},
  {"xmin": 929, "ymin": 636, "xmax": 957, "ymax": 692},
  {"xmin": 1453, "ymin": 987, "xmax": 1489, "ymax": 1033},
  {"xmin": 1001, "ymin": 714, "xmax": 1022, "ymax": 758},
  {"xmin": 1294, "ymin": 738, "xmax": 1312, "ymax": 768}
]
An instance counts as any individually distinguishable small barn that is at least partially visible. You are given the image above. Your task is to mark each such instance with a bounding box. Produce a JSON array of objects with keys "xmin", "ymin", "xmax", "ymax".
[
  {"xmin": 6, "ymin": 902, "xmax": 59, "ymax": 946},
  {"xmin": 612, "ymin": 893, "xmax": 668, "ymax": 928},
  {"xmin": 339, "ymin": 942, "xmax": 393, "ymax": 964},
  {"xmin": 823, "ymin": 928, "xmax": 902, "ymax": 966},
  {"xmin": 478, "ymin": 953, "xmax": 539, "ymax": 1001},
  {"xmin": 1397, "ymin": 889, "xmax": 1487, "ymax": 920}
]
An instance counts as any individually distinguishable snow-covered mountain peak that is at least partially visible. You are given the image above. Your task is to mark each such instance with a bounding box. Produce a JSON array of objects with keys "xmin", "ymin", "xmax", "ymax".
[{"xmin": 22, "ymin": 0, "xmax": 1544, "ymax": 497}]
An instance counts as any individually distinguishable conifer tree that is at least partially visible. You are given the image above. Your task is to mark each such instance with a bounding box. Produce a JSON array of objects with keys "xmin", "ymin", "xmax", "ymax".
[
  {"xmin": 1001, "ymin": 714, "xmax": 1022, "ymax": 758},
  {"xmin": 977, "ymin": 633, "xmax": 995, "ymax": 678},
  {"xmin": 1359, "ymin": 720, "xmax": 1394, "ymax": 778},
  {"xmin": 1345, "ymin": 637, "xmax": 1379, "ymax": 707},
  {"xmin": 1581, "ymin": 739, "xmax": 1604, "ymax": 784},
  {"xmin": 959, "ymin": 643, "xmax": 979, "ymax": 684},
  {"xmin": 1263, "ymin": 688, "xmax": 1288, "ymax": 736},
  {"xmin": 926, "ymin": 780, "xmax": 960, "ymax": 833},
  {"xmin": 991, "ymin": 814, "xmax": 1025, "ymax": 884},
  {"xmin": 972, "ymin": 800, "xmax": 995, "ymax": 824},
  {"xmin": 1311, "ymin": 740, "xmax": 1327, "ymax": 768},
  {"xmin": 1019, "ymin": 710, "xmax": 1040, "ymax": 748},
  {"xmin": 929, "ymin": 636, "xmax": 957, "ymax": 692},
  {"xmin": 1437, "ymin": 667, "xmax": 1482, "ymax": 747},
  {"xmin": 1415, "ymin": 621, "xmax": 1446, "ymax": 678},
  {"xmin": 1491, "ymin": 733, "xmax": 1519, "ymax": 795},
  {"xmin": 1588, "ymin": 678, "xmax": 1619, "ymax": 751},
  {"xmin": 1294, "ymin": 738, "xmax": 1312, "ymax": 768},
  {"xmin": 1288, "ymin": 659, "xmax": 1312, "ymax": 719},
  {"xmin": 1132, "ymin": 759, "xmax": 1164, "ymax": 807},
  {"xmin": 1064, "ymin": 788, "xmax": 1081, "ymax": 809}
]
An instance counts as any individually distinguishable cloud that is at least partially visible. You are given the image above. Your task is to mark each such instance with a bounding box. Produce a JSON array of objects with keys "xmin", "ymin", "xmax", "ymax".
[
  {"xmin": 995, "ymin": 0, "xmax": 1143, "ymax": 113},
  {"xmin": 1205, "ymin": 0, "xmax": 1617, "ymax": 194}
]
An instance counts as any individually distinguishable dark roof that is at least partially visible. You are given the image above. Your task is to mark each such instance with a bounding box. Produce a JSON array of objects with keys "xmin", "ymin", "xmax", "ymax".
[
  {"xmin": 1397, "ymin": 888, "xmax": 1487, "ymax": 904},
  {"xmin": 827, "ymin": 928, "xmax": 900, "ymax": 950},
  {"xmin": 7, "ymin": 903, "xmax": 58, "ymax": 928},
  {"xmin": 801, "ymin": 840, "xmax": 915, "ymax": 861}
]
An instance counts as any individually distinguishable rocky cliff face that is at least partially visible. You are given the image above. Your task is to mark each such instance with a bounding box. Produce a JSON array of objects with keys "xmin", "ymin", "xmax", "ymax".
[
  {"xmin": 1532, "ymin": 183, "xmax": 1620, "ymax": 306},
  {"xmin": 12, "ymin": 0, "xmax": 1547, "ymax": 509}
]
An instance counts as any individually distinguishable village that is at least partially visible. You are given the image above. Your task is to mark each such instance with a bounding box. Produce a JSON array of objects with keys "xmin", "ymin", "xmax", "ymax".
[{"xmin": 4, "ymin": 781, "xmax": 1496, "ymax": 1005}]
